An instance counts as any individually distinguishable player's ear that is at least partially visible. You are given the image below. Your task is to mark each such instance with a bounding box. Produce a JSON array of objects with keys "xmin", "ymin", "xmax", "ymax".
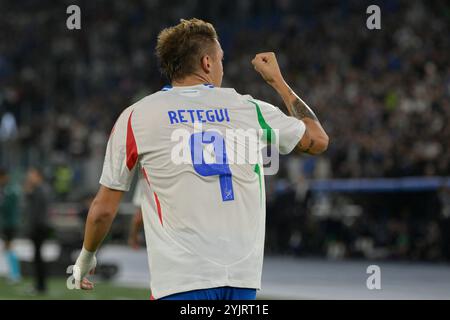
[{"xmin": 200, "ymin": 55, "xmax": 211, "ymax": 74}]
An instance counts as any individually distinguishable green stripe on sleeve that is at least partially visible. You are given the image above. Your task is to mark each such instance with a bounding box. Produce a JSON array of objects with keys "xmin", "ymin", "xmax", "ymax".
[
  {"xmin": 248, "ymin": 100, "xmax": 275, "ymax": 144},
  {"xmin": 254, "ymin": 163, "xmax": 262, "ymax": 206}
]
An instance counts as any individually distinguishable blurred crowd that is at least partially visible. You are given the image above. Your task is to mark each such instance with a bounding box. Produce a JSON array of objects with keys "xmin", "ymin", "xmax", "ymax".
[
  {"xmin": 0, "ymin": 0, "xmax": 449, "ymax": 261},
  {"xmin": 264, "ymin": 174, "xmax": 450, "ymax": 261},
  {"xmin": 0, "ymin": 167, "xmax": 51, "ymax": 293}
]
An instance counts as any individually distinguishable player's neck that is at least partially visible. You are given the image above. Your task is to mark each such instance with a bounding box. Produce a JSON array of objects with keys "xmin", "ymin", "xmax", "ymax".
[{"xmin": 172, "ymin": 73, "xmax": 213, "ymax": 87}]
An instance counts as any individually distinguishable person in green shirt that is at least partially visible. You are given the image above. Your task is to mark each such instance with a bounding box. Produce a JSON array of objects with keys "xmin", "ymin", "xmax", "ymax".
[{"xmin": 0, "ymin": 167, "xmax": 21, "ymax": 282}]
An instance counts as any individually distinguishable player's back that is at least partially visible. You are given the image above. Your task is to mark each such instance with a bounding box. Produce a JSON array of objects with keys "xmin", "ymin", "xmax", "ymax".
[
  {"xmin": 99, "ymin": 83, "xmax": 304, "ymax": 298},
  {"xmin": 131, "ymin": 84, "xmax": 265, "ymax": 265}
]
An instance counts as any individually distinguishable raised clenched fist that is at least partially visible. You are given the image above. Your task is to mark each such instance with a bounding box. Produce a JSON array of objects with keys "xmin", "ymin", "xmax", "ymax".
[{"xmin": 251, "ymin": 52, "xmax": 284, "ymax": 86}]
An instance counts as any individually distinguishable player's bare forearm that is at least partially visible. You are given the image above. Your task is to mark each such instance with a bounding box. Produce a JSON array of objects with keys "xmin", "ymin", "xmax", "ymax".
[
  {"xmin": 251, "ymin": 52, "xmax": 329, "ymax": 155},
  {"xmin": 83, "ymin": 186, "xmax": 124, "ymax": 252},
  {"xmin": 272, "ymin": 79, "xmax": 329, "ymax": 155},
  {"xmin": 128, "ymin": 209, "xmax": 143, "ymax": 249},
  {"xmin": 272, "ymin": 80, "xmax": 317, "ymax": 120},
  {"xmin": 131, "ymin": 209, "xmax": 144, "ymax": 234}
]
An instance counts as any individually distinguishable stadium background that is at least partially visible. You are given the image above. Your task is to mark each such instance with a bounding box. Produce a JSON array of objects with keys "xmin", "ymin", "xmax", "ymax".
[{"xmin": 0, "ymin": 0, "xmax": 449, "ymax": 299}]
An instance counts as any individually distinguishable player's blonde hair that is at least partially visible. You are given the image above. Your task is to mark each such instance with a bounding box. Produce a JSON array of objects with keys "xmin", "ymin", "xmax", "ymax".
[{"xmin": 156, "ymin": 18, "xmax": 218, "ymax": 81}]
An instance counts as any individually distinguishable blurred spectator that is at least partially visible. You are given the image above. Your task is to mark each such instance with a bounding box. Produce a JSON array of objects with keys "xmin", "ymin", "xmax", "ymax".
[
  {"xmin": 0, "ymin": 112, "xmax": 18, "ymax": 169},
  {"xmin": 0, "ymin": 167, "xmax": 21, "ymax": 282},
  {"xmin": 0, "ymin": 112, "xmax": 17, "ymax": 141},
  {"xmin": 53, "ymin": 164, "xmax": 74, "ymax": 200},
  {"xmin": 439, "ymin": 184, "xmax": 450, "ymax": 260},
  {"xmin": 23, "ymin": 168, "xmax": 51, "ymax": 294}
]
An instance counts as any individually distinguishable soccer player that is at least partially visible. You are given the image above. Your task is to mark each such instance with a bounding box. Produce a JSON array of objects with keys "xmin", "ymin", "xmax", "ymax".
[{"xmin": 74, "ymin": 18, "xmax": 328, "ymax": 300}]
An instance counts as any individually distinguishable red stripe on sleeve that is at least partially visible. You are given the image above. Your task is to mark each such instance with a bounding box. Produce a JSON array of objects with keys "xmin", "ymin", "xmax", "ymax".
[
  {"xmin": 154, "ymin": 192, "xmax": 163, "ymax": 226},
  {"xmin": 142, "ymin": 167, "xmax": 150, "ymax": 183},
  {"xmin": 126, "ymin": 111, "xmax": 138, "ymax": 171}
]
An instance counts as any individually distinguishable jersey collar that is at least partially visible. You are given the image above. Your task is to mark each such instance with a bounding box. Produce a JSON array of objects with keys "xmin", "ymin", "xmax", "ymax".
[{"xmin": 161, "ymin": 83, "xmax": 214, "ymax": 91}]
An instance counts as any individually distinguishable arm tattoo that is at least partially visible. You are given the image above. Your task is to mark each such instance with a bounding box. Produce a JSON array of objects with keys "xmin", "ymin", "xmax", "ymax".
[
  {"xmin": 287, "ymin": 90, "xmax": 318, "ymax": 121},
  {"xmin": 290, "ymin": 98, "xmax": 318, "ymax": 121},
  {"xmin": 303, "ymin": 139, "xmax": 315, "ymax": 153},
  {"xmin": 291, "ymin": 98, "xmax": 318, "ymax": 121},
  {"xmin": 280, "ymin": 88, "xmax": 325, "ymax": 154}
]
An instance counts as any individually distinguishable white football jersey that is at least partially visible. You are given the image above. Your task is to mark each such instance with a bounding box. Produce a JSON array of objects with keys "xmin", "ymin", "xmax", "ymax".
[{"xmin": 100, "ymin": 84, "xmax": 305, "ymax": 298}]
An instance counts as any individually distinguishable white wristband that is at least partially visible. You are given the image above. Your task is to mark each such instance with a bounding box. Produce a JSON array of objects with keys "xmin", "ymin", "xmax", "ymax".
[
  {"xmin": 79, "ymin": 247, "xmax": 97, "ymax": 261},
  {"xmin": 74, "ymin": 247, "xmax": 97, "ymax": 282}
]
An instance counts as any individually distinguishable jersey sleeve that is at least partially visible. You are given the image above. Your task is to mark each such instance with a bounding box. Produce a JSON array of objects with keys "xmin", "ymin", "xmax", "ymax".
[
  {"xmin": 99, "ymin": 108, "xmax": 138, "ymax": 191},
  {"xmin": 250, "ymin": 99, "xmax": 306, "ymax": 155}
]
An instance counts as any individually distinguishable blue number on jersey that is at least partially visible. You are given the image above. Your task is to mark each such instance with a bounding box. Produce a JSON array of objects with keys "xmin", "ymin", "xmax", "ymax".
[{"xmin": 189, "ymin": 131, "xmax": 234, "ymax": 201}]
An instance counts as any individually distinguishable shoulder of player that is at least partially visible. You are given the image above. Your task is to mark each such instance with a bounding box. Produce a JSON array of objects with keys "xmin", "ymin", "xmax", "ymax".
[
  {"xmin": 239, "ymin": 94, "xmax": 278, "ymax": 112},
  {"xmin": 214, "ymin": 86, "xmax": 239, "ymax": 95},
  {"xmin": 215, "ymin": 87, "xmax": 263, "ymax": 107},
  {"xmin": 213, "ymin": 86, "xmax": 274, "ymax": 109},
  {"xmin": 115, "ymin": 92, "xmax": 167, "ymax": 122}
]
